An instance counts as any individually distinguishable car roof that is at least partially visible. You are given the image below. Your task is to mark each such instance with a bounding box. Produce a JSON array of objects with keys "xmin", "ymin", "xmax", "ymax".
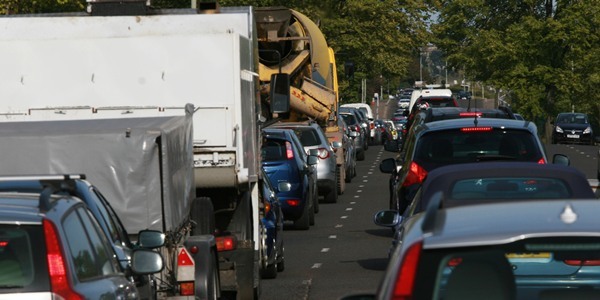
[
  {"xmin": 420, "ymin": 161, "xmax": 596, "ymax": 202},
  {"xmin": 417, "ymin": 117, "xmax": 536, "ymax": 134},
  {"xmin": 415, "ymin": 199, "xmax": 600, "ymax": 250},
  {"xmin": 419, "ymin": 106, "xmax": 516, "ymax": 121}
]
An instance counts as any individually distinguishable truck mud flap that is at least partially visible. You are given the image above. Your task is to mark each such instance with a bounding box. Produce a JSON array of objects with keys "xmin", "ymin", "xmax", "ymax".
[{"xmin": 218, "ymin": 245, "xmax": 257, "ymax": 299}]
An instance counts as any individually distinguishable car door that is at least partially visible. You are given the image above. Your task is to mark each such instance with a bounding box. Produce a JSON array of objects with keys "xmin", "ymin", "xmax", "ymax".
[{"xmin": 62, "ymin": 206, "xmax": 137, "ymax": 300}]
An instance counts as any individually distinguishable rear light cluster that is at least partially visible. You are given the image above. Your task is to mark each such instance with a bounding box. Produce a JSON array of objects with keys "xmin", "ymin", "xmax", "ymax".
[
  {"xmin": 564, "ymin": 260, "xmax": 600, "ymax": 266},
  {"xmin": 176, "ymin": 247, "xmax": 195, "ymax": 296},
  {"xmin": 402, "ymin": 162, "xmax": 428, "ymax": 187},
  {"xmin": 285, "ymin": 141, "xmax": 294, "ymax": 159},
  {"xmin": 286, "ymin": 199, "xmax": 301, "ymax": 207},
  {"xmin": 43, "ymin": 219, "xmax": 83, "ymax": 300},
  {"xmin": 316, "ymin": 148, "xmax": 330, "ymax": 159},
  {"xmin": 460, "ymin": 126, "xmax": 493, "ymax": 132},
  {"xmin": 393, "ymin": 241, "xmax": 423, "ymax": 299},
  {"xmin": 216, "ymin": 235, "xmax": 237, "ymax": 252}
]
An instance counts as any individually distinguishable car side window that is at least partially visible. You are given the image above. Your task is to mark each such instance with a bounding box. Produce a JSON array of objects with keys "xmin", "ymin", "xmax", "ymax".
[{"xmin": 63, "ymin": 207, "xmax": 118, "ymax": 281}]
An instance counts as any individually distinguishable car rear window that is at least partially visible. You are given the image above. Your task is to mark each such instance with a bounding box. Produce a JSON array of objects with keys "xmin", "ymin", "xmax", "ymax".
[
  {"xmin": 411, "ymin": 237, "xmax": 600, "ymax": 299},
  {"xmin": 450, "ymin": 177, "xmax": 570, "ymax": 200},
  {"xmin": 341, "ymin": 114, "xmax": 358, "ymax": 126},
  {"xmin": 0, "ymin": 224, "xmax": 49, "ymax": 293},
  {"xmin": 418, "ymin": 97, "xmax": 457, "ymax": 107},
  {"xmin": 262, "ymin": 139, "xmax": 287, "ymax": 161},
  {"xmin": 413, "ymin": 128, "xmax": 544, "ymax": 170},
  {"xmin": 292, "ymin": 128, "xmax": 321, "ymax": 147}
]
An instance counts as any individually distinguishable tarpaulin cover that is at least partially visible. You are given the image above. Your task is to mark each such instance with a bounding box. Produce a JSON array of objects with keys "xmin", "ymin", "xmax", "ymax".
[{"xmin": 0, "ymin": 112, "xmax": 195, "ymax": 234}]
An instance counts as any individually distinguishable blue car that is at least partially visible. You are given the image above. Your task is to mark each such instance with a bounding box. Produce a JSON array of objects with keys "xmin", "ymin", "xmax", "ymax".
[
  {"xmin": 259, "ymin": 168, "xmax": 286, "ymax": 279},
  {"xmin": 261, "ymin": 128, "xmax": 318, "ymax": 230}
]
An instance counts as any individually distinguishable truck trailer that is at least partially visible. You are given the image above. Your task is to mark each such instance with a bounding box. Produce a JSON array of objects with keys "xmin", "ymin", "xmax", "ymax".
[{"xmin": 0, "ymin": 1, "xmax": 287, "ymax": 299}]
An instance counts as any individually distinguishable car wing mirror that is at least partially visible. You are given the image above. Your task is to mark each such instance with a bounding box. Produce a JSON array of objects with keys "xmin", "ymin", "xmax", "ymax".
[
  {"xmin": 552, "ymin": 154, "xmax": 570, "ymax": 166},
  {"xmin": 332, "ymin": 141, "xmax": 342, "ymax": 149},
  {"xmin": 137, "ymin": 230, "xmax": 165, "ymax": 249},
  {"xmin": 379, "ymin": 158, "xmax": 397, "ymax": 174},
  {"xmin": 131, "ymin": 249, "xmax": 164, "ymax": 275},
  {"xmin": 373, "ymin": 210, "xmax": 401, "ymax": 227}
]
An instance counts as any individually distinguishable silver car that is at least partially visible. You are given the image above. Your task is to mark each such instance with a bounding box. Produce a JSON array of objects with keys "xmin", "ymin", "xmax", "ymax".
[{"xmin": 270, "ymin": 122, "xmax": 339, "ymax": 203}]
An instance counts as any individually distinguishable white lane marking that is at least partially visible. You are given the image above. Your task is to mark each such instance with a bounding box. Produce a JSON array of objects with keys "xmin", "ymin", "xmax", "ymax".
[
  {"xmin": 359, "ymin": 185, "xmax": 365, "ymax": 188},
  {"xmin": 329, "ymin": 235, "xmax": 337, "ymax": 239},
  {"xmin": 350, "ymin": 201, "xmax": 356, "ymax": 204},
  {"xmin": 311, "ymin": 263, "xmax": 322, "ymax": 269},
  {"xmin": 354, "ymin": 195, "xmax": 360, "ymax": 198},
  {"xmin": 363, "ymin": 180, "xmax": 368, "ymax": 182},
  {"xmin": 357, "ymin": 189, "xmax": 363, "ymax": 192},
  {"xmin": 368, "ymin": 172, "xmax": 373, "ymax": 174},
  {"xmin": 335, "ymin": 224, "xmax": 343, "ymax": 228},
  {"xmin": 341, "ymin": 216, "xmax": 348, "ymax": 219},
  {"xmin": 321, "ymin": 248, "xmax": 330, "ymax": 252},
  {"xmin": 346, "ymin": 207, "xmax": 353, "ymax": 211}
]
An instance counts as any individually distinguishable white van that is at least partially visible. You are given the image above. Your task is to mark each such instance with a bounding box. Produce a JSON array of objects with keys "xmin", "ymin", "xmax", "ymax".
[
  {"xmin": 408, "ymin": 89, "xmax": 453, "ymax": 112},
  {"xmin": 340, "ymin": 103, "xmax": 375, "ymax": 139}
]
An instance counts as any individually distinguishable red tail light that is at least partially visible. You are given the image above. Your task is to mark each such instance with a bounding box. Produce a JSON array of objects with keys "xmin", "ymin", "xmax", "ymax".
[
  {"xmin": 459, "ymin": 112, "xmax": 482, "ymax": 118},
  {"xmin": 460, "ymin": 126, "xmax": 493, "ymax": 132},
  {"xmin": 216, "ymin": 236, "xmax": 237, "ymax": 252},
  {"xmin": 317, "ymin": 148, "xmax": 330, "ymax": 159},
  {"xmin": 564, "ymin": 260, "xmax": 600, "ymax": 266},
  {"xmin": 402, "ymin": 162, "xmax": 428, "ymax": 187},
  {"xmin": 43, "ymin": 220, "xmax": 83, "ymax": 300},
  {"xmin": 354, "ymin": 125, "xmax": 361, "ymax": 132},
  {"xmin": 537, "ymin": 158, "xmax": 546, "ymax": 164},
  {"xmin": 286, "ymin": 199, "xmax": 301, "ymax": 207},
  {"xmin": 393, "ymin": 241, "xmax": 423, "ymax": 299},
  {"xmin": 285, "ymin": 141, "xmax": 294, "ymax": 159},
  {"xmin": 179, "ymin": 282, "xmax": 195, "ymax": 296}
]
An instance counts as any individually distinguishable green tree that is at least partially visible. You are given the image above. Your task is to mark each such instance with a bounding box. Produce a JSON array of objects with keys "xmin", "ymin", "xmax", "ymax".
[
  {"xmin": 433, "ymin": 0, "xmax": 600, "ymax": 141},
  {"xmin": 0, "ymin": 0, "xmax": 85, "ymax": 14}
]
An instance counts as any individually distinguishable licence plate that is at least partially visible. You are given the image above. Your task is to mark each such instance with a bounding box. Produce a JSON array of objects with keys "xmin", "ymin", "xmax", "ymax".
[
  {"xmin": 567, "ymin": 134, "xmax": 580, "ymax": 138},
  {"xmin": 507, "ymin": 252, "xmax": 552, "ymax": 262}
]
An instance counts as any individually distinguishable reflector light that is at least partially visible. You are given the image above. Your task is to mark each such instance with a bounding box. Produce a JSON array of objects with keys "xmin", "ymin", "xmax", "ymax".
[
  {"xmin": 393, "ymin": 241, "xmax": 423, "ymax": 299},
  {"xmin": 285, "ymin": 142, "xmax": 294, "ymax": 159},
  {"xmin": 190, "ymin": 246, "xmax": 199, "ymax": 254},
  {"xmin": 460, "ymin": 126, "xmax": 493, "ymax": 132},
  {"xmin": 216, "ymin": 236, "xmax": 236, "ymax": 252},
  {"xmin": 43, "ymin": 220, "xmax": 83, "ymax": 300},
  {"xmin": 179, "ymin": 282, "xmax": 195, "ymax": 296},
  {"xmin": 178, "ymin": 248, "xmax": 194, "ymax": 266},
  {"xmin": 286, "ymin": 199, "xmax": 300, "ymax": 207}
]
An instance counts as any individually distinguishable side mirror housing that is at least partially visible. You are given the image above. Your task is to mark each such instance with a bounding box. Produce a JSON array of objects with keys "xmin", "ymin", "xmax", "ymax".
[
  {"xmin": 307, "ymin": 154, "xmax": 319, "ymax": 165},
  {"xmin": 552, "ymin": 154, "xmax": 570, "ymax": 166},
  {"xmin": 278, "ymin": 181, "xmax": 291, "ymax": 192},
  {"xmin": 270, "ymin": 73, "xmax": 290, "ymax": 114},
  {"xmin": 332, "ymin": 141, "xmax": 342, "ymax": 149},
  {"xmin": 373, "ymin": 210, "xmax": 401, "ymax": 227},
  {"xmin": 379, "ymin": 157, "xmax": 397, "ymax": 174},
  {"xmin": 131, "ymin": 249, "xmax": 164, "ymax": 275},
  {"xmin": 137, "ymin": 230, "xmax": 165, "ymax": 249}
]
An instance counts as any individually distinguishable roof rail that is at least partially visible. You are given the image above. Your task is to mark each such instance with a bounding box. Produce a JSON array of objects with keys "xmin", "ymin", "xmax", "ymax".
[
  {"xmin": 0, "ymin": 174, "xmax": 85, "ymax": 182},
  {"xmin": 421, "ymin": 191, "xmax": 445, "ymax": 234}
]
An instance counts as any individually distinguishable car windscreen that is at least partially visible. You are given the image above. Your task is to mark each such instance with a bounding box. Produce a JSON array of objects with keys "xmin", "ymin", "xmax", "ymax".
[
  {"xmin": 418, "ymin": 97, "xmax": 457, "ymax": 107},
  {"xmin": 413, "ymin": 128, "xmax": 544, "ymax": 170},
  {"xmin": 556, "ymin": 114, "xmax": 589, "ymax": 124},
  {"xmin": 0, "ymin": 224, "xmax": 49, "ymax": 293},
  {"xmin": 340, "ymin": 114, "xmax": 358, "ymax": 126}
]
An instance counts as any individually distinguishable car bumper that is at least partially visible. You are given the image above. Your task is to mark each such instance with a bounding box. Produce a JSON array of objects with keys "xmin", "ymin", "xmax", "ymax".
[{"xmin": 553, "ymin": 133, "xmax": 593, "ymax": 144}]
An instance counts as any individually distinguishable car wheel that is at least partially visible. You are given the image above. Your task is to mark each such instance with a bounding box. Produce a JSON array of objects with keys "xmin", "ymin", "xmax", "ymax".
[
  {"xmin": 312, "ymin": 189, "xmax": 319, "ymax": 214},
  {"xmin": 309, "ymin": 199, "xmax": 315, "ymax": 226},
  {"xmin": 325, "ymin": 184, "xmax": 338, "ymax": 204},
  {"xmin": 357, "ymin": 150, "xmax": 365, "ymax": 161},
  {"xmin": 345, "ymin": 166, "xmax": 352, "ymax": 183},
  {"xmin": 294, "ymin": 202, "xmax": 310, "ymax": 230},
  {"xmin": 337, "ymin": 165, "xmax": 345, "ymax": 195}
]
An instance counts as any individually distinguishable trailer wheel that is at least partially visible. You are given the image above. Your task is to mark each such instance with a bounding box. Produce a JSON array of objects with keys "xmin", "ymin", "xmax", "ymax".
[{"xmin": 190, "ymin": 197, "xmax": 215, "ymax": 235}]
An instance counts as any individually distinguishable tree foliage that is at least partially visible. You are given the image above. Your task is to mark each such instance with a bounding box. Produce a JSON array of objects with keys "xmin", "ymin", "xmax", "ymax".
[
  {"xmin": 0, "ymin": 0, "xmax": 85, "ymax": 14},
  {"xmin": 433, "ymin": 0, "xmax": 600, "ymax": 139}
]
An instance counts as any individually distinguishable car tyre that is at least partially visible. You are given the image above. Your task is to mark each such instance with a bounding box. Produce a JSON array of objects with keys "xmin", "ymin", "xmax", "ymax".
[
  {"xmin": 294, "ymin": 201, "xmax": 310, "ymax": 230},
  {"xmin": 337, "ymin": 165, "xmax": 345, "ymax": 195},
  {"xmin": 309, "ymin": 199, "xmax": 315, "ymax": 226},
  {"xmin": 276, "ymin": 241, "xmax": 285, "ymax": 272},
  {"xmin": 357, "ymin": 150, "xmax": 365, "ymax": 161}
]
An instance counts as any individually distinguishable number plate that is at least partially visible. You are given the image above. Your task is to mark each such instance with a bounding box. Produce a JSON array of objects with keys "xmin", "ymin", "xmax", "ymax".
[
  {"xmin": 507, "ymin": 252, "xmax": 552, "ymax": 262},
  {"xmin": 567, "ymin": 134, "xmax": 580, "ymax": 138}
]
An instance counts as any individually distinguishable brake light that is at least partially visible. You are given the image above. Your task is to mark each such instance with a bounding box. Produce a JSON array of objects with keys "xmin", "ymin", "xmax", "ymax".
[
  {"xmin": 460, "ymin": 126, "xmax": 493, "ymax": 132},
  {"xmin": 179, "ymin": 282, "xmax": 195, "ymax": 296},
  {"xmin": 393, "ymin": 241, "xmax": 422, "ymax": 299},
  {"xmin": 402, "ymin": 162, "xmax": 428, "ymax": 187},
  {"xmin": 216, "ymin": 236, "xmax": 237, "ymax": 252},
  {"xmin": 459, "ymin": 112, "xmax": 482, "ymax": 118},
  {"xmin": 354, "ymin": 125, "xmax": 361, "ymax": 132},
  {"xmin": 564, "ymin": 260, "xmax": 600, "ymax": 266},
  {"xmin": 317, "ymin": 148, "xmax": 330, "ymax": 159},
  {"xmin": 286, "ymin": 199, "xmax": 301, "ymax": 207},
  {"xmin": 537, "ymin": 158, "xmax": 546, "ymax": 164},
  {"xmin": 447, "ymin": 257, "xmax": 463, "ymax": 267},
  {"xmin": 285, "ymin": 141, "xmax": 294, "ymax": 159},
  {"xmin": 43, "ymin": 219, "xmax": 83, "ymax": 300}
]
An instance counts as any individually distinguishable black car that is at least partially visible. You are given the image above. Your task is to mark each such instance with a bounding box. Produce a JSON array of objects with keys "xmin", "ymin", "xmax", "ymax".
[
  {"xmin": 381, "ymin": 117, "xmax": 569, "ymax": 214},
  {"xmin": 551, "ymin": 112, "xmax": 594, "ymax": 145},
  {"xmin": 0, "ymin": 175, "xmax": 163, "ymax": 299}
]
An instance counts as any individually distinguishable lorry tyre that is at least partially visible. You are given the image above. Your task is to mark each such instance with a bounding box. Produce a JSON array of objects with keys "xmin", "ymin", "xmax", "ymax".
[
  {"xmin": 276, "ymin": 241, "xmax": 285, "ymax": 272},
  {"xmin": 190, "ymin": 197, "xmax": 215, "ymax": 235},
  {"xmin": 294, "ymin": 202, "xmax": 310, "ymax": 230}
]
